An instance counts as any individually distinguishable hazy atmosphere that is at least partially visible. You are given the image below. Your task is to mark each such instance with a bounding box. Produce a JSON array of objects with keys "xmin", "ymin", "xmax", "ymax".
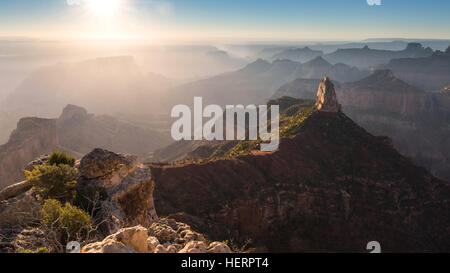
[{"xmin": 0, "ymin": 0, "xmax": 450, "ymax": 256}]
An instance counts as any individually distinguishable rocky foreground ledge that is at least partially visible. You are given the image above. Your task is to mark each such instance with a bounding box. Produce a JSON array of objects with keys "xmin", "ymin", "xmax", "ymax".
[
  {"xmin": 82, "ymin": 219, "xmax": 230, "ymax": 253},
  {"xmin": 0, "ymin": 148, "xmax": 231, "ymax": 253}
]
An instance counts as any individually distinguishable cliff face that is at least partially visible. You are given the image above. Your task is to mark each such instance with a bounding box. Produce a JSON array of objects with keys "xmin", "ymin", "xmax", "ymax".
[
  {"xmin": 378, "ymin": 49, "xmax": 450, "ymax": 92},
  {"xmin": 0, "ymin": 118, "xmax": 58, "ymax": 189},
  {"xmin": 151, "ymin": 110, "xmax": 450, "ymax": 252},
  {"xmin": 339, "ymin": 70, "xmax": 429, "ymax": 116},
  {"xmin": 0, "ymin": 104, "xmax": 171, "ymax": 189},
  {"xmin": 57, "ymin": 104, "xmax": 170, "ymax": 158},
  {"xmin": 272, "ymin": 70, "xmax": 450, "ymax": 181},
  {"xmin": 338, "ymin": 70, "xmax": 450, "ymax": 181}
]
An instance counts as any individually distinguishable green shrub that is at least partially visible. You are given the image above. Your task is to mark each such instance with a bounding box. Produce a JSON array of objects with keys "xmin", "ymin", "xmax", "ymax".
[
  {"xmin": 25, "ymin": 164, "xmax": 77, "ymax": 202},
  {"xmin": 60, "ymin": 202, "xmax": 91, "ymax": 237},
  {"xmin": 41, "ymin": 199, "xmax": 90, "ymax": 244},
  {"xmin": 41, "ymin": 199, "xmax": 63, "ymax": 227},
  {"xmin": 19, "ymin": 247, "xmax": 49, "ymax": 254},
  {"xmin": 48, "ymin": 150, "xmax": 76, "ymax": 167}
]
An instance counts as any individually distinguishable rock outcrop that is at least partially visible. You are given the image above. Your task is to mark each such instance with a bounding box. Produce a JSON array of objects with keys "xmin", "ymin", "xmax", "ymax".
[
  {"xmin": 1, "ymin": 148, "xmax": 166, "ymax": 253},
  {"xmin": 82, "ymin": 218, "xmax": 231, "ymax": 253},
  {"xmin": 77, "ymin": 148, "xmax": 158, "ymax": 234},
  {"xmin": 0, "ymin": 180, "xmax": 31, "ymax": 202},
  {"xmin": 82, "ymin": 225, "xmax": 148, "ymax": 253},
  {"xmin": 0, "ymin": 118, "xmax": 58, "ymax": 189},
  {"xmin": 316, "ymin": 77, "xmax": 341, "ymax": 112},
  {"xmin": 271, "ymin": 70, "xmax": 450, "ymax": 181}
]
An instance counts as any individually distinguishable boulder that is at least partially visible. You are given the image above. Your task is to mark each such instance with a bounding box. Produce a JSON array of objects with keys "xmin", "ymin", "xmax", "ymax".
[
  {"xmin": 148, "ymin": 222, "xmax": 178, "ymax": 243},
  {"xmin": 0, "ymin": 181, "xmax": 32, "ymax": 202},
  {"xmin": 146, "ymin": 236, "xmax": 160, "ymax": 253},
  {"xmin": 154, "ymin": 244, "xmax": 167, "ymax": 253},
  {"xmin": 80, "ymin": 218, "xmax": 218, "ymax": 253},
  {"xmin": 82, "ymin": 225, "xmax": 148, "ymax": 253},
  {"xmin": 109, "ymin": 225, "xmax": 148, "ymax": 253},
  {"xmin": 178, "ymin": 241, "xmax": 207, "ymax": 253},
  {"xmin": 148, "ymin": 218, "xmax": 205, "ymax": 244},
  {"xmin": 207, "ymin": 242, "xmax": 232, "ymax": 253},
  {"xmin": 82, "ymin": 237, "xmax": 136, "ymax": 253},
  {"xmin": 79, "ymin": 148, "xmax": 138, "ymax": 181},
  {"xmin": 76, "ymin": 149, "xmax": 157, "ymax": 234}
]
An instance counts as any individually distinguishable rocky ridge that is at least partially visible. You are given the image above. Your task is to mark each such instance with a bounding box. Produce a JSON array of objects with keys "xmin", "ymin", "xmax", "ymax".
[
  {"xmin": 271, "ymin": 70, "xmax": 450, "ymax": 181},
  {"xmin": 150, "ymin": 82, "xmax": 450, "ymax": 252},
  {"xmin": 0, "ymin": 148, "xmax": 233, "ymax": 253}
]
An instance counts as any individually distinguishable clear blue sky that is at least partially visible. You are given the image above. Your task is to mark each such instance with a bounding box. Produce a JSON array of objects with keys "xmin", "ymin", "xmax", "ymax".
[{"xmin": 0, "ymin": 0, "xmax": 449, "ymax": 41}]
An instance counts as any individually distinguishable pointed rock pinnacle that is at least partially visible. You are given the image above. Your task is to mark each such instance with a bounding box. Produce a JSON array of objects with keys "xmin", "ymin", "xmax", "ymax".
[{"xmin": 316, "ymin": 77, "xmax": 341, "ymax": 113}]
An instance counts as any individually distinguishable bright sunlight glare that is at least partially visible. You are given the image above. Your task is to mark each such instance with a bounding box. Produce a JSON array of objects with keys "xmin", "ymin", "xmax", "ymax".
[{"xmin": 87, "ymin": 0, "xmax": 121, "ymax": 19}]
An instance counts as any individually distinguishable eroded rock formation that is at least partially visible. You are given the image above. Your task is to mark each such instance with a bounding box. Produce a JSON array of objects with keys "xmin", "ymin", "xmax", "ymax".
[
  {"xmin": 316, "ymin": 77, "xmax": 341, "ymax": 112},
  {"xmin": 77, "ymin": 148, "xmax": 158, "ymax": 234},
  {"xmin": 0, "ymin": 118, "xmax": 58, "ymax": 189}
]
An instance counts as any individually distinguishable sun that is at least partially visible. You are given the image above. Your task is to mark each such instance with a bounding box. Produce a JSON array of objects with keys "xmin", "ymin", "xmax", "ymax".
[{"xmin": 87, "ymin": 0, "xmax": 121, "ymax": 19}]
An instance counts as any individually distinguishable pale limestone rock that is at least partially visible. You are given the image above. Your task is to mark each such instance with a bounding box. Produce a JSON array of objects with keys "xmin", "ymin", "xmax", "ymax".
[
  {"xmin": 316, "ymin": 77, "xmax": 341, "ymax": 113},
  {"xmin": 166, "ymin": 244, "xmax": 178, "ymax": 253},
  {"xmin": 178, "ymin": 241, "xmax": 207, "ymax": 253},
  {"xmin": 108, "ymin": 225, "xmax": 148, "ymax": 253},
  {"xmin": 82, "ymin": 237, "xmax": 136, "ymax": 253},
  {"xmin": 82, "ymin": 226, "xmax": 147, "ymax": 253},
  {"xmin": 147, "ymin": 236, "xmax": 160, "ymax": 253},
  {"xmin": 207, "ymin": 242, "xmax": 232, "ymax": 253},
  {"xmin": 154, "ymin": 244, "xmax": 167, "ymax": 253}
]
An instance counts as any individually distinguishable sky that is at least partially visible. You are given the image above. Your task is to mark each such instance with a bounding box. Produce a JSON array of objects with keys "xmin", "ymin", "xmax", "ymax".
[{"xmin": 0, "ymin": 0, "xmax": 449, "ymax": 42}]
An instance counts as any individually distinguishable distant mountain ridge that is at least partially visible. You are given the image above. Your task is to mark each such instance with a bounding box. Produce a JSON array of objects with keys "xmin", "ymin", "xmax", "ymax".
[
  {"xmin": 377, "ymin": 45, "xmax": 450, "ymax": 91},
  {"xmin": 322, "ymin": 43, "xmax": 433, "ymax": 68},
  {"xmin": 271, "ymin": 46, "xmax": 323, "ymax": 62},
  {"xmin": 0, "ymin": 104, "xmax": 171, "ymax": 189},
  {"xmin": 167, "ymin": 57, "xmax": 368, "ymax": 107}
]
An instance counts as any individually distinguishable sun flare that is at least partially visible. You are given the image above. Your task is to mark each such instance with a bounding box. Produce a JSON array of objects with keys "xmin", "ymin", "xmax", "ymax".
[{"xmin": 87, "ymin": 0, "xmax": 121, "ymax": 19}]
